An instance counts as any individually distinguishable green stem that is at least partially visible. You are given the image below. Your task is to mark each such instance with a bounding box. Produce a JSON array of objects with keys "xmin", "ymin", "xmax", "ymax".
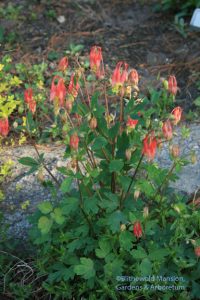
[
  {"xmin": 32, "ymin": 142, "xmax": 60, "ymax": 187},
  {"xmin": 122, "ymin": 154, "xmax": 144, "ymax": 204},
  {"xmin": 153, "ymin": 161, "xmax": 176, "ymax": 200},
  {"xmin": 76, "ymin": 160, "xmax": 95, "ymax": 237}
]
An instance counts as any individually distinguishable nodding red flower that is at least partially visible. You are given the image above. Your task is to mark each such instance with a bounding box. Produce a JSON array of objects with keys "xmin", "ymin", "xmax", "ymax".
[
  {"xmin": 168, "ymin": 75, "xmax": 178, "ymax": 96},
  {"xmin": 171, "ymin": 106, "xmax": 182, "ymax": 125},
  {"xmin": 50, "ymin": 76, "xmax": 66, "ymax": 107},
  {"xmin": 68, "ymin": 74, "xmax": 80, "ymax": 98},
  {"xmin": 128, "ymin": 69, "xmax": 139, "ymax": 85},
  {"xmin": 90, "ymin": 46, "xmax": 104, "ymax": 78},
  {"xmin": 162, "ymin": 120, "xmax": 173, "ymax": 140},
  {"xmin": 58, "ymin": 57, "xmax": 68, "ymax": 72},
  {"xmin": 126, "ymin": 117, "xmax": 138, "ymax": 129},
  {"xmin": 70, "ymin": 133, "xmax": 79, "ymax": 151},
  {"xmin": 142, "ymin": 132, "xmax": 157, "ymax": 161},
  {"xmin": 0, "ymin": 118, "xmax": 9, "ymax": 137},
  {"xmin": 24, "ymin": 88, "xmax": 33, "ymax": 103},
  {"xmin": 133, "ymin": 221, "xmax": 142, "ymax": 238},
  {"xmin": 195, "ymin": 246, "xmax": 200, "ymax": 257},
  {"xmin": 112, "ymin": 61, "xmax": 128, "ymax": 87},
  {"xmin": 24, "ymin": 88, "xmax": 36, "ymax": 114}
]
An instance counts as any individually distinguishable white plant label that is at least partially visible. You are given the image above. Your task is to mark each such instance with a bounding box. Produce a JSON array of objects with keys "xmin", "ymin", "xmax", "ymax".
[{"xmin": 190, "ymin": 8, "xmax": 200, "ymax": 28}]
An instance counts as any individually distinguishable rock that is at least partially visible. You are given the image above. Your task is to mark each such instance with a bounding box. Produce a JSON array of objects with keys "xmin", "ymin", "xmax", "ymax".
[
  {"xmin": 1, "ymin": 123, "xmax": 200, "ymax": 240},
  {"xmin": 57, "ymin": 15, "xmax": 66, "ymax": 24}
]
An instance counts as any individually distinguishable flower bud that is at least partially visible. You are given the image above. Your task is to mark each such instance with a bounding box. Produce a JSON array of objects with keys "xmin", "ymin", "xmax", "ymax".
[
  {"xmin": 128, "ymin": 69, "xmax": 139, "ymax": 86},
  {"xmin": 143, "ymin": 206, "xmax": 149, "ymax": 218},
  {"xmin": 125, "ymin": 85, "xmax": 132, "ymax": 99},
  {"xmin": 146, "ymin": 118, "xmax": 151, "ymax": 128},
  {"xmin": 89, "ymin": 117, "xmax": 97, "ymax": 130},
  {"xmin": 157, "ymin": 138, "xmax": 163, "ymax": 149},
  {"xmin": 168, "ymin": 75, "xmax": 178, "ymax": 96},
  {"xmin": 13, "ymin": 121, "xmax": 18, "ymax": 129},
  {"xmin": 195, "ymin": 246, "xmax": 200, "ymax": 257},
  {"xmin": 191, "ymin": 152, "xmax": 197, "ymax": 164},
  {"xmin": 191, "ymin": 239, "xmax": 196, "ymax": 246},
  {"xmin": 162, "ymin": 120, "xmax": 173, "ymax": 140},
  {"xmin": 70, "ymin": 133, "xmax": 79, "ymax": 151},
  {"xmin": 173, "ymin": 204, "xmax": 181, "ymax": 214},
  {"xmin": 120, "ymin": 224, "xmax": 126, "ymax": 232},
  {"xmin": 163, "ymin": 79, "xmax": 168, "ymax": 90},
  {"xmin": 170, "ymin": 144, "xmax": 180, "ymax": 158},
  {"xmin": 134, "ymin": 190, "xmax": 140, "ymax": 200},
  {"xmin": 70, "ymin": 158, "xmax": 77, "ymax": 170},
  {"xmin": 37, "ymin": 168, "xmax": 44, "ymax": 182},
  {"xmin": 66, "ymin": 100, "xmax": 73, "ymax": 112},
  {"xmin": 125, "ymin": 149, "xmax": 132, "ymax": 161}
]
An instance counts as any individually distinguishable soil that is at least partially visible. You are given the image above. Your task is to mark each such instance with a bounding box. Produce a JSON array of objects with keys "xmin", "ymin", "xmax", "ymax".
[{"xmin": 0, "ymin": 0, "xmax": 200, "ymax": 112}]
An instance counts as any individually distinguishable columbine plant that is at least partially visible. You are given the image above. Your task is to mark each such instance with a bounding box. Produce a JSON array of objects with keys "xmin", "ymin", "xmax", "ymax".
[{"xmin": 3, "ymin": 46, "xmax": 200, "ymax": 299}]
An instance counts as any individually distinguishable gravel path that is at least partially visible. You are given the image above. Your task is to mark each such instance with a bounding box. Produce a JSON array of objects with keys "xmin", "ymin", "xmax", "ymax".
[{"xmin": 0, "ymin": 123, "xmax": 199, "ymax": 240}]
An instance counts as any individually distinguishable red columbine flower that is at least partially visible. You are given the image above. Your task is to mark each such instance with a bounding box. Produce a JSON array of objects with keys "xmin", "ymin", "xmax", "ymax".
[
  {"xmin": 162, "ymin": 120, "xmax": 173, "ymax": 140},
  {"xmin": 126, "ymin": 117, "xmax": 138, "ymax": 129},
  {"xmin": 90, "ymin": 46, "xmax": 104, "ymax": 78},
  {"xmin": 128, "ymin": 69, "xmax": 139, "ymax": 86},
  {"xmin": 24, "ymin": 88, "xmax": 36, "ymax": 114},
  {"xmin": 0, "ymin": 118, "xmax": 9, "ymax": 137},
  {"xmin": 70, "ymin": 133, "xmax": 79, "ymax": 151},
  {"xmin": 195, "ymin": 246, "xmax": 200, "ymax": 257},
  {"xmin": 112, "ymin": 61, "xmax": 128, "ymax": 87},
  {"xmin": 68, "ymin": 74, "xmax": 80, "ymax": 99},
  {"xmin": 58, "ymin": 57, "xmax": 68, "ymax": 72},
  {"xmin": 133, "ymin": 221, "xmax": 142, "ymax": 238},
  {"xmin": 168, "ymin": 75, "xmax": 178, "ymax": 96},
  {"xmin": 171, "ymin": 106, "xmax": 182, "ymax": 125},
  {"xmin": 142, "ymin": 132, "xmax": 157, "ymax": 161},
  {"xmin": 50, "ymin": 76, "xmax": 66, "ymax": 107}
]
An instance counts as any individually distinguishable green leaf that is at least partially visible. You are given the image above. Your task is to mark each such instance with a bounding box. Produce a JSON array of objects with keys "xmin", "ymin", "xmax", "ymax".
[
  {"xmin": 18, "ymin": 157, "xmax": 39, "ymax": 167},
  {"xmin": 51, "ymin": 208, "xmax": 65, "ymax": 225},
  {"xmin": 119, "ymin": 231, "xmax": 134, "ymax": 251},
  {"xmin": 67, "ymin": 239, "xmax": 85, "ymax": 252},
  {"xmin": 104, "ymin": 258, "xmax": 123, "ymax": 277},
  {"xmin": 139, "ymin": 258, "xmax": 152, "ymax": 276},
  {"xmin": 131, "ymin": 247, "xmax": 147, "ymax": 260},
  {"xmin": 84, "ymin": 196, "xmax": 99, "ymax": 214},
  {"xmin": 194, "ymin": 97, "xmax": 200, "ymax": 107},
  {"xmin": 108, "ymin": 123, "xmax": 120, "ymax": 139},
  {"xmin": 91, "ymin": 91, "xmax": 100, "ymax": 109},
  {"xmin": 137, "ymin": 179, "xmax": 155, "ymax": 197},
  {"xmin": 60, "ymin": 177, "xmax": 73, "ymax": 193},
  {"xmin": 95, "ymin": 239, "xmax": 111, "ymax": 258},
  {"xmin": 91, "ymin": 136, "xmax": 107, "ymax": 151},
  {"xmin": 107, "ymin": 210, "xmax": 126, "ymax": 233},
  {"xmin": 74, "ymin": 258, "xmax": 95, "ymax": 279},
  {"xmin": 72, "ymin": 44, "xmax": 84, "ymax": 54},
  {"xmin": 148, "ymin": 248, "xmax": 169, "ymax": 261},
  {"xmin": 109, "ymin": 160, "xmax": 124, "ymax": 172},
  {"xmin": 62, "ymin": 197, "xmax": 79, "ymax": 215},
  {"xmin": 38, "ymin": 216, "xmax": 53, "ymax": 235},
  {"xmin": 38, "ymin": 201, "xmax": 53, "ymax": 214},
  {"xmin": 192, "ymin": 281, "xmax": 200, "ymax": 298},
  {"xmin": 119, "ymin": 175, "xmax": 131, "ymax": 191}
]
